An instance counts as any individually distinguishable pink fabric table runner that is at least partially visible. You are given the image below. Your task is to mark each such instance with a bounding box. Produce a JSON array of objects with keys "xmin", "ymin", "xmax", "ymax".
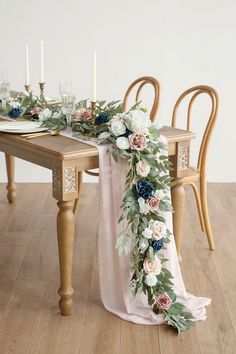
[{"xmin": 63, "ymin": 132, "xmax": 211, "ymax": 325}]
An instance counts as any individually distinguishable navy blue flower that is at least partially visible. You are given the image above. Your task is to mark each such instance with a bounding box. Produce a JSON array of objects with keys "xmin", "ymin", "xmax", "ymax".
[
  {"xmin": 9, "ymin": 107, "xmax": 22, "ymax": 118},
  {"xmin": 153, "ymin": 238, "xmax": 164, "ymax": 252},
  {"xmin": 95, "ymin": 113, "xmax": 110, "ymax": 125},
  {"xmin": 134, "ymin": 179, "xmax": 154, "ymax": 200}
]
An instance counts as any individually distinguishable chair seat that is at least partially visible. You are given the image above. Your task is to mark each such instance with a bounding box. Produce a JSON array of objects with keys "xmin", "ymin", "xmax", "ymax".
[{"xmin": 175, "ymin": 166, "xmax": 200, "ymax": 184}]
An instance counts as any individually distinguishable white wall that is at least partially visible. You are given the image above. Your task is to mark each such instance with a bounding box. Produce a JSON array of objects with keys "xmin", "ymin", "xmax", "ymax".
[{"xmin": 0, "ymin": 0, "xmax": 235, "ymax": 182}]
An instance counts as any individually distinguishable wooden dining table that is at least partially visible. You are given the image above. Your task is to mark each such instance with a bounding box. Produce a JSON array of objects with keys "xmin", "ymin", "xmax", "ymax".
[{"xmin": 0, "ymin": 117, "xmax": 195, "ymax": 315}]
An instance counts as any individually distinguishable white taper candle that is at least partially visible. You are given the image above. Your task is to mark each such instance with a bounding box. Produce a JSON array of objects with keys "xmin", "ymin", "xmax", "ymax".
[
  {"xmin": 92, "ymin": 51, "xmax": 97, "ymax": 102},
  {"xmin": 25, "ymin": 44, "xmax": 30, "ymax": 86},
  {"xmin": 40, "ymin": 40, "xmax": 44, "ymax": 83}
]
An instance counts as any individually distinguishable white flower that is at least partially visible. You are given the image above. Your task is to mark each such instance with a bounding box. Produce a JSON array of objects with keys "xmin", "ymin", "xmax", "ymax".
[
  {"xmin": 110, "ymin": 119, "xmax": 126, "ymax": 136},
  {"xmin": 142, "ymin": 228, "xmax": 152, "ymax": 239},
  {"xmin": 154, "ymin": 189, "xmax": 165, "ymax": 200},
  {"xmin": 52, "ymin": 111, "xmax": 63, "ymax": 119},
  {"xmin": 9, "ymin": 101, "xmax": 20, "ymax": 108},
  {"xmin": 149, "ymin": 220, "xmax": 166, "ymax": 240},
  {"xmin": 145, "ymin": 274, "xmax": 158, "ymax": 287},
  {"xmin": 24, "ymin": 90, "xmax": 30, "ymax": 96},
  {"xmin": 136, "ymin": 160, "xmax": 150, "ymax": 177},
  {"xmin": 124, "ymin": 110, "xmax": 151, "ymax": 134},
  {"xmin": 139, "ymin": 238, "xmax": 149, "ymax": 252},
  {"xmin": 98, "ymin": 131, "xmax": 111, "ymax": 139},
  {"xmin": 138, "ymin": 197, "xmax": 150, "ymax": 215},
  {"xmin": 116, "ymin": 137, "xmax": 130, "ymax": 150},
  {"xmin": 38, "ymin": 108, "xmax": 52, "ymax": 122},
  {"xmin": 113, "ymin": 113, "xmax": 126, "ymax": 120}
]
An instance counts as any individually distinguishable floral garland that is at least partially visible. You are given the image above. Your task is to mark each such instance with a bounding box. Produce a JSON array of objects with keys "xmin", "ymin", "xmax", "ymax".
[{"xmin": 0, "ymin": 94, "xmax": 194, "ymax": 333}]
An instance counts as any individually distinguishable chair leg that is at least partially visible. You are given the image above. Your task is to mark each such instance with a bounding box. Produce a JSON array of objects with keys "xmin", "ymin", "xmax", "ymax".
[
  {"xmin": 188, "ymin": 182, "xmax": 205, "ymax": 232},
  {"xmin": 200, "ymin": 174, "xmax": 215, "ymax": 250},
  {"xmin": 73, "ymin": 172, "xmax": 83, "ymax": 215}
]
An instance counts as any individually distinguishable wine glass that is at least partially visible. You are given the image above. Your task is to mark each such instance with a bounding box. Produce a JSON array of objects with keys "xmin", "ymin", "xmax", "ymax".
[
  {"xmin": 61, "ymin": 94, "xmax": 76, "ymax": 133},
  {"xmin": 0, "ymin": 81, "xmax": 10, "ymax": 110},
  {"xmin": 59, "ymin": 81, "xmax": 72, "ymax": 96}
]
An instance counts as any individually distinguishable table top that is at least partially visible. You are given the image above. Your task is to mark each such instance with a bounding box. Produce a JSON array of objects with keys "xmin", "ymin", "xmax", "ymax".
[{"xmin": 0, "ymin": 117, "xmax": 195, "ymax": 161}]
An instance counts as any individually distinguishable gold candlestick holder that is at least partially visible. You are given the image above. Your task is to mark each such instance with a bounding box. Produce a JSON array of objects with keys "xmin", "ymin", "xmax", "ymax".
[
  {"xmin": 24, "ymin": 84, "xmax": 31, "ymax": 93},
  {"xmin": 91, "ymin": 101, "xmax": 96, "ymax": 119},
  {"xmin": 39, "ymin": 82, "xmax": 45, "ymax": 96}
]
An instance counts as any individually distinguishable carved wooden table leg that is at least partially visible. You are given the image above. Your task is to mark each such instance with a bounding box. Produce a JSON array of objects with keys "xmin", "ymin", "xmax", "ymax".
[
  {"xmin": 57, "ymin": 200, "xmax": 75, "ymax": 315},
  {"xmin": 5, "ymin": 154, "xmax": 16, "ymax": 203},
  {"xmin": 53, "ymin": 163, "xmax": 78, "ymax": 315},
  {"xmin": 171, "ymin": 182, "xmax": 185, "ymax": 262}
]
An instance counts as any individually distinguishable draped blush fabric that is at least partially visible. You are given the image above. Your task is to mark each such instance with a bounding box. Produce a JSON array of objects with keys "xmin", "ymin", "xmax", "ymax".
[{"xmin": 63, "ymin": 132, "xmax": 211, "ymax": 325}]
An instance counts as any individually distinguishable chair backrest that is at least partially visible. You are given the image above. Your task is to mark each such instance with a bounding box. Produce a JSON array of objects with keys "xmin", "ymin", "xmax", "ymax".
[
  {"xmin": 171, "ymin": 85, "xmax": 219, "ymax": 173},
  {"xmin": 123, "ymin": 76, "xmax": 160, "ymax": 122}
]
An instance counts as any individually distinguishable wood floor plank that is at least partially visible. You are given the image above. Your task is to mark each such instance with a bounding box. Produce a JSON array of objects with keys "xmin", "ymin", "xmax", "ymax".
[{"xmin": 120, "ymin": 322, "xmax": 161, "ymax": 354}]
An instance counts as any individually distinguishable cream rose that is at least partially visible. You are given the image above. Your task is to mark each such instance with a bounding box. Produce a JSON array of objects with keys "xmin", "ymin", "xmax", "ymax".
[
  {"xmin": 149, "ymin": 220, "xmax": 166, "ymax": 240},
  {"xmin": 110, "ymin": 119, "xmax": 126, "ymax": 136},
  {"xmin": 145, "ymin": 274, "xmax": 158, "ymax": 287},
  {"xmin": 143, "ymin": 256, "xmax": 161, "ymax": 275},
  {"xmin": 38, "ymin": 108, "xmax": 52, "ymax": 122},
  {"xmin": 124, "ymin": 110, "xmax": 151, "ymax": 133},
  {"xmin": 116, "ymin": 137, "xmax": 130, "ymax": 150},
  {"xmin": 136, "ymin": 160, "xmax": 150, "ymax": 177}
]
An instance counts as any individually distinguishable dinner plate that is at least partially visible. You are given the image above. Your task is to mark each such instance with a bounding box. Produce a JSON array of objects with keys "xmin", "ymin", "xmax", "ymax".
[
  {"xmin": 45, "ymin": 96, "xmax": 61, "ymax": 104},
  {"xmin": 0, "ymin": 121, "xmax": 48, "ymax": 134}
]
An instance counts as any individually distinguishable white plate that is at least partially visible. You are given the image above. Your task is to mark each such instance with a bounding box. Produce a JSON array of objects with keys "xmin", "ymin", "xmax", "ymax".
[
  {"xmin": 0, "ymin": 121, "xmax": 48, "ymax": 134},
  {"xmin": 45, "ymin": 96, "xmax": 61, "ymax": 103}
]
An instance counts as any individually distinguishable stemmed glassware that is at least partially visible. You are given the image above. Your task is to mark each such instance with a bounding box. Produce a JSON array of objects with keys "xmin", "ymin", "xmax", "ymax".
[
  {"xmin": 59, "ymin": 81, "xmax": 76, "ymax": 133},
  {"xmin": 59, "ymin": 81, "xmax": 72, "ymax": 97},
  {"xmin": 0, "ymin": 70, "xmax": 10, "ymax": 110}
]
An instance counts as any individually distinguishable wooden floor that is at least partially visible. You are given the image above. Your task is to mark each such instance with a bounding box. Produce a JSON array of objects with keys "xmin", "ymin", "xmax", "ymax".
[{"xmin": 0, "ymin": 183, "xmax": 236, "ymax": 354}]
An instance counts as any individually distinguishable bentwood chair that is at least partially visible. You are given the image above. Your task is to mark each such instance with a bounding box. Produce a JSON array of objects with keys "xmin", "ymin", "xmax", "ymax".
[
  {"xmin": 170, "ymin": 85, "xmax": 219, "ymax": 255},
  {"xmin": 123, "ymin": 76, "xmax": 160, "ymax": 122},
  {"xmin": 82, "ymin": 76, "xmax": 160, "ymax": 174}
]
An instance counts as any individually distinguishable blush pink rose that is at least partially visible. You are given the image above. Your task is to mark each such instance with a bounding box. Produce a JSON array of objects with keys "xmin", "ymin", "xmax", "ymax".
[
  {"xmin": 155, "ymin": 293, "xmax": 172, "ymax": 309},
  {"xmin": 148, "ymin": 197, "xmax": 160, "ymax": 211},
  {"xmin": 143, "ymin": 256, "xmax": 161, "ymax": 275},
  {"xmin": 73, "ymin": 108, "xmax": 92, "ymax": 121},
  {"xmin": 149, "ymin": 220, "xmax": 166, "ymax": 240},
  {"xmin": 129, "ymin": 133, "xmax": 147, "ymax": 151},
  {"xmin": 31, "ymin": 106, "xmax": 43, "ymax": 116}
]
